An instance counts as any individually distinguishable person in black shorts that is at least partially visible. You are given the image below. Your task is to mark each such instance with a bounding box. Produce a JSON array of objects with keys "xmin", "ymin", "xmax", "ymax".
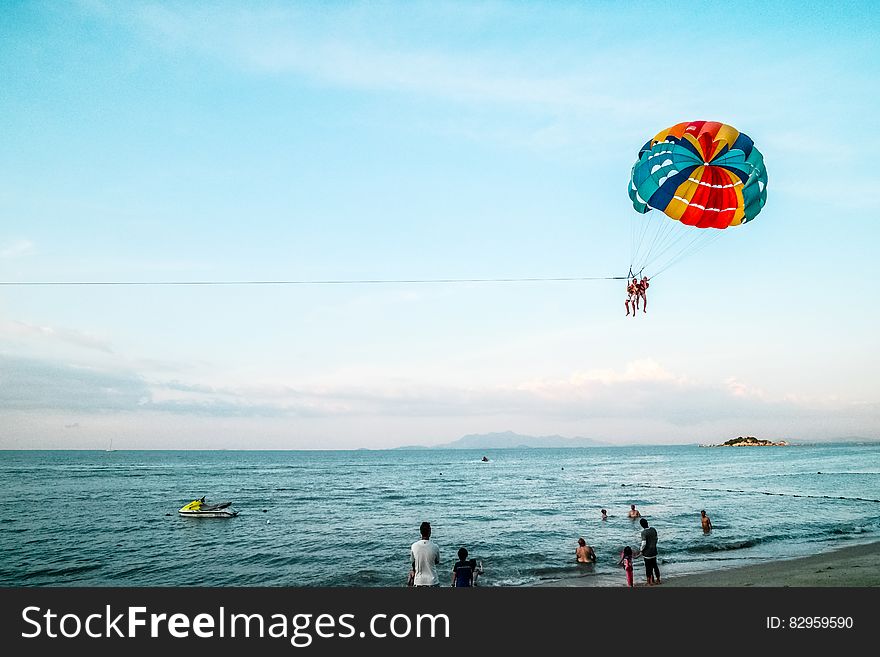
[{"xmin": 638, "ymin": 517, "xmax": 661, "ymax": 585}]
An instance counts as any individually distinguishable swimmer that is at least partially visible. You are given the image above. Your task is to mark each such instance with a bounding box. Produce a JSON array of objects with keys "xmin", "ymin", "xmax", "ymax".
[
  {"xmin": 628, "ymin": 504, "xmax": 641, "ymax": 519},
  {"xmin": 701, "ymin": 509, "xmax": 713, "ymax": 533},
  {"xmin": 576, "ymin": 537, "xmax": 596, "ymax": 563}
]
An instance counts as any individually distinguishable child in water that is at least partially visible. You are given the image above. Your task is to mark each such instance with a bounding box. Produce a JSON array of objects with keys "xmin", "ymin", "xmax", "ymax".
[
  {"xmin": 617, "ymin": 546, "xmax": 634, "ymax": 588},
  {"xmin": 472, "ymin": 559, "xmax": 484, "ymax": 586},
  {"xmin": 452, "ymin": 547, "xmax": 475, "ymax": 587}
]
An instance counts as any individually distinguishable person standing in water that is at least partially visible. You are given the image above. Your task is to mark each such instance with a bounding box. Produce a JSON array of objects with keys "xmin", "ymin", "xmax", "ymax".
[
  {"xmin": 639, "ymin": 518, "xmax": 660, "ymax": 585},
  {"xmin": 472, "ymin": 559, "xmax": 484, "ymax": 586},
  {"xmin": 617, "ymin": 546, "xmax": 635, "ymax": 587},
  {"xmin": 576, "ymin": 537, "xmax": 596, "ymax": 563},
  {"xmin": 410, "ymin": 521, "xmax": 440, "ymax": 587},
  {"xmin": 701, "ymin": 510, "xmax": 713, "ymax": 533},
  {"xmin": 451, "ymin": 547, "xmax": 475, "ymax": 587},
  {"xmin": 628, "ymin": 504, "xmax": 641, "ymax": 519}
]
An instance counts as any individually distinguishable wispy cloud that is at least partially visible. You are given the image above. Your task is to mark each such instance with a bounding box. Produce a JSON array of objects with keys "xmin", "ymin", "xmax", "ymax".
[
  {"xmin": 0, "ymin": 320, "xmax": 114, "ymax": 353},
  {"xmin": 0, "ymin": 356, "xmax": 149, "ymax": 411},
  {"xmin": 3, "ymin": 354, "xmax": 874, "ymax": 434},
  {"xmin": 724, "ymin": 376, "xmax": 769, "ymax": 400},
  {"xmin": 125, "ymin": 4, "xmax": 670, "ymax": 123},
  {"xmin": 518, "ymin": 359, "xmax": 685, "ymax": 394},
  {"xmin": 0, "ymin": 239, "xmax": 34, "ymax": 259}
]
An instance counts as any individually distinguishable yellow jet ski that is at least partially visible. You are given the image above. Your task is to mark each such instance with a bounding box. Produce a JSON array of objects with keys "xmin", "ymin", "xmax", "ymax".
[{"xmin": 178, "ymin": 496, "xmax": 239, "ymax": 518}]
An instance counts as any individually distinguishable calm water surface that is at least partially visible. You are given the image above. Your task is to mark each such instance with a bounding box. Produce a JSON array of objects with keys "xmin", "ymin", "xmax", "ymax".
[{"xmin": 2, "ymin": 445, "xmax": 878, "ymax": 586}]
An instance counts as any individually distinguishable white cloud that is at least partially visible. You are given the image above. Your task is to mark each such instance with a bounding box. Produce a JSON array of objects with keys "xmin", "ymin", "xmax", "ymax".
[
  {"xmin": 0, "ymin": 320, "xmax": 114, "ymax": 353},
  {"xmin": 0, "ymin": 239, "xmax": 34, "ymax": 259},
  {"xmin": 573, "ymin": 358, "xmax": 684, "ymax": 386},
  {"xmin": 725, "ymin": 376, "xmax": 768, "ymax": 399},
  {"xmin": 3, "ymin": 353, "xmax": 877, "ymax": 444},
  {"xmin": 169, "ymin": 354, "xmax": 877, "ymax": 436},
  {"xmin": 516, "ymin": 359, "xmax": 685, "ymax": 398},
  {"xmin": 0, "ymin": 356, "xmax": 149, "ymax": 412}
]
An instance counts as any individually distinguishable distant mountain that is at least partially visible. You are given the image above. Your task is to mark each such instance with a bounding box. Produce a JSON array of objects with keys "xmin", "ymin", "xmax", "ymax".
[
  {"xmin": 431, "ymin": 430, "xmax": 608, "ymax": 449},
  {"xmin": 799, "ymin": 436, "xmax": 879, "ymax": 444}
]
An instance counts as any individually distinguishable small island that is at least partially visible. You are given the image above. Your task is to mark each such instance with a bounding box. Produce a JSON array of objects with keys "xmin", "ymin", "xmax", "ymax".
[{"xmin": 701, "ymin": 436, "xmax": 789, "ymax": 447}]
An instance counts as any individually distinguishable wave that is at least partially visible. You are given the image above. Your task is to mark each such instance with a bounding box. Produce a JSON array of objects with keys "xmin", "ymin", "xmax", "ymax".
[
  {"xmin": 229, "ymin": 551, "xmax": 300, "ymax": 568},
  {"xmin": 320, "ymin": 570, "xmax": 393, "ymax": 587},
  {"xmin": 684, "ymin": 538, "xmax": 767, "ymax": 553},
  {"xmin": 22, "ymin": 562, "xmax": 104, "ymax": 580},
  {"xmin": 528, "ymin": 564, "xmax": 593, "ymax": 578},
  {"xmin": 680, "ymin": 522, "xmax": 878, "ymax": 554},
  {"xmin": 829, "ymin": 524, "xmax": 876, "ymax": 536}
]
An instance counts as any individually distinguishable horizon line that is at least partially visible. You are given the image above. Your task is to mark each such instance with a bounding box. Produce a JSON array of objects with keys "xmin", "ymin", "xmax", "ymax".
[{"xmin": 3, "ymin": 440, "xmax": 876, "ymax": 452}]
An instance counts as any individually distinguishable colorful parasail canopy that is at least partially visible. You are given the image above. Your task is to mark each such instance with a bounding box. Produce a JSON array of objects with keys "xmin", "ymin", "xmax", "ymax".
[{"xmin": 628, "ymin": 121, "xmax": 767, "ymax": 229}]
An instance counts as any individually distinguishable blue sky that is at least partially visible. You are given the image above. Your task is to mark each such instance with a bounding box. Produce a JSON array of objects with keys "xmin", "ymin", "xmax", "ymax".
[{"xmin": 1, "ymin": 0, "xmax": 878, "ymax": 448}]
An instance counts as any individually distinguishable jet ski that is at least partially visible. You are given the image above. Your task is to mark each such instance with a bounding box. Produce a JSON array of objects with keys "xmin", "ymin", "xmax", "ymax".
[{"xmin": 178, "ymin": 496, "xmax": 239, "ymax": 518}]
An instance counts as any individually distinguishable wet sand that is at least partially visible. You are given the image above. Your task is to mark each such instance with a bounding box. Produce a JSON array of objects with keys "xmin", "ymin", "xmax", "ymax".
[
  {"xmin": 662, "ymin": 541, "xmax": 880, "ymax": 587},
  {"xmin": 535, "ymin": 541, "xmax": 880, "ymax": 587}
]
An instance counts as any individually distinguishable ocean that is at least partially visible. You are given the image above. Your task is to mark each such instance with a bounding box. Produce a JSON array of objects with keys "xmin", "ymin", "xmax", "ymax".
[{"xmin": 2, "ymin": 445, "xmax": 878, "ymax": 587}]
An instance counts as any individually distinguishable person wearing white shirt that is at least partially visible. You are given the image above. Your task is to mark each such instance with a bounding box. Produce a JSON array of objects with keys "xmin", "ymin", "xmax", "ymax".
[{"xmin": 410, "ymin": 521, "xmax": 440, "ymax": 586}]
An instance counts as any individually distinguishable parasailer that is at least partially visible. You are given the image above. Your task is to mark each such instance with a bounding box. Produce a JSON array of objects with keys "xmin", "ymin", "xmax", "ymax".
[
  {"xmin": 624, "ymin": 275, "xmax": 650, "ymax": 317},
  {"xmin": 625, "ymin": 277, "xmax": 638, "ymax": 316},
  {"xmin": 638, "ymin": 276, "xmax": 649, "ymax": 313},
  {"xmin": 626, "ymin": 120, "xmax": 768, "ymax": 305}
]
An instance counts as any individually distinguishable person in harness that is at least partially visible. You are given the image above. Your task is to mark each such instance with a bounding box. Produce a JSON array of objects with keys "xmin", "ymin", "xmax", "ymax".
[
  {"xmin": 625, "ymin": 277, "xmax": 639, "ymax": 316},
  {"xmin": 638, "ymin": 276, "xmax": 650, "ymax": 313}
]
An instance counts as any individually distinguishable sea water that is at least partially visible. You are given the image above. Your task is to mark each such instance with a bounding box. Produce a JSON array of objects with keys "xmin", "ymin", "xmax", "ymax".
[{"xmin": 1, "ymin": 445, "xmax": 878, "ymax": 587}]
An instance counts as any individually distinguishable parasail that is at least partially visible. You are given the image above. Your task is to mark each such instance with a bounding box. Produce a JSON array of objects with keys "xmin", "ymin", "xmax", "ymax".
[{"xmin": 627, "ymin": 120, "xmax": 767, "ymax": 276}]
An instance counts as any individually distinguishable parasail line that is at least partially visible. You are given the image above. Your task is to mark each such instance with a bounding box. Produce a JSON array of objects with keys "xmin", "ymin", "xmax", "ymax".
[{"xmin": 0, "ymin": 275, "xmax": 628, "ymax": 287}]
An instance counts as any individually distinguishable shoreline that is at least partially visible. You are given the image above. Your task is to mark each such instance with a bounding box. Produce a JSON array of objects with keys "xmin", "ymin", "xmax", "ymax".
[{"xmin": 534, "ymin": 540, "xmax": 880, "ymax": 587}]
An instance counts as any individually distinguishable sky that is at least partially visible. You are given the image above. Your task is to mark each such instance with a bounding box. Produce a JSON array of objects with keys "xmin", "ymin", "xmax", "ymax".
[{"xmin": 1, "ymin": 0, "xmax": 879, "ymax": 449}]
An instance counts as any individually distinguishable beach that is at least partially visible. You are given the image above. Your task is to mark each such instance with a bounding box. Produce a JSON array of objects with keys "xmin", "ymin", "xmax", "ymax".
[
  {"xmin": 663, "ymin": 540, "xmax": 880, "ymax": 587},
  {"xmin": 539, "ymin": 541, "xmax": 880, "ymax": 587}
]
